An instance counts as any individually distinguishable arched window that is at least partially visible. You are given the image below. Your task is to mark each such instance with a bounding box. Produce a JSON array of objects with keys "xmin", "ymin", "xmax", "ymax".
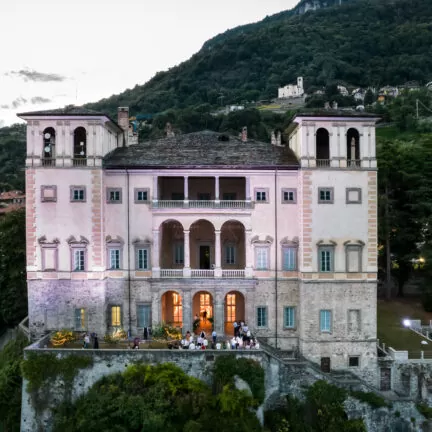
[
  {"xmin": 42, "ymin": 127, "xmax": 55, "ymax": 166},
  {"xmin": 316, "ymin": 128, "xmax": 330, "ymax": 167},
  {"xmin": 73, "ymin": 127, "xmax": 87, "ymax": 165},
  {"xmin": 346, "ymin": 128, "xmax": 360, "ymax": 167}
]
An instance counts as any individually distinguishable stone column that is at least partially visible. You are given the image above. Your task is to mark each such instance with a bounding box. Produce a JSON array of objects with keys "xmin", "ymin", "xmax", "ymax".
[
  {"xmin": 183, "ymin": 230, "xmax": 191, "ymax": 277},
  {"xmin": 184, "ymin": 176, "xmax": 189, "ymax": 200},
  {"xmin": 245, "ymin": 176, "xmax": 251, "ymax": 201},
  {"xmin": 152, "ymin": 176, "xmax": 158, "ymax": 201},
  {"xmin": 214, "ymin": 289, "xmax": 224, "ymax": 335},
  {"xmin": 151, "ymin": 291, "xmax": 160, "ymax": 325},
  {"xmin": 245, "ymin": 229, "xmax": 253, "ymax": 277},
  {"xmin": 215, "ymin": 176, "xmax": 220, "ymax": 201},
  {"xmin": 215, "ymin": 230, "xmax": 222, "ymax": 277},
  {"xmin": 182, "ymin": 289, "xmax": 192, "ymax": 334},
  {"xmin": 152, "ymin": 229, "xmax": 160, "ymax": 278}
]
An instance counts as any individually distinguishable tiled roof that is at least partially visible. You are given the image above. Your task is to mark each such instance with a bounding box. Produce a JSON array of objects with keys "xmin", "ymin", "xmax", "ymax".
[
  {"xmin": 103, "ymin": 130, "xmax": 299, "ymax": 170},
  {"xmin": 17, "ymin": 106, "xmax": 106, "ymax": 117},
  {"xmin": 294, "ymin": 109, "xmax": 379, "ymax": 118},
  {"xmin": 0, "ymin": 190, "xmax": 25, "ymax": 200}
]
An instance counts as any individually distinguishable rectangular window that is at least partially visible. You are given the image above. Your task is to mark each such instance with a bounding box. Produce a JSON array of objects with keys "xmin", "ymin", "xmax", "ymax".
[
  {"xmin": 318, "ymin": 187, "xmax": 334, "ymax": 204},
  {"xmin": 349, "ymin": 356, "xmax": 360, "ymax": 367},
  {"xmin": 70, "ymin": 186, "xmax": 86, "ymax": 202},
  {"xmin": 348, "ymin": 309, "xmax": 361, "ymax": 332},
  {"xmin": 225, "ymin": 245, "xmax": 236, "ymax": 265},
  {"xmin": 257, "ymin": 307, "xmax": 267, "ymax": 328},
  {"xmin": 107, "ymin": 188, "xmax": 122, "ymax": 203},
  {"xmin": 174, "ymin": 243, "xmax": 184, "ymax": 265},
  {"xmin": 73, "ymin": 250, "xmax": 85, "ymax": 271},
  {"xmin": 74, "ymin": 308, "xmax": 86, "ymax": 330},
  {"xmin": 137, "ymin": 304, "xmax": 151, "ymax": 328},
  {"xmin": 41, "ymin": 185, "xmax": 57, "ymax": 202},
  {"xmin": 172, "ymin": 293, "xmax": 182, "ymax": 323},
  {"xmin": 319, "ymin": 246, "xmax": 334, "ymax": 272},
  {"xmin": 284, "ymin": 306, "xmax": 296, "ymax": 328},
  {"xmin": 346, "ymin": 188, "xmax": 362, "ymax": 204},
  {"xmin": 110, "ymin": 249, "xmax": 120, "ymax": 269},
  {"xmin": 223, "ymin": 193, "xmax": 237, "ymax": 201},
  {"xmin": 255, "ymin": 190, "xmax": 267, "ymax": 202},
  {"xmin": 346, "ymin": 245, "xmax": 362, "ymax": 272},
  {"xmin": 282, "ymin": 247, "xmax": 297, "ymax": 271},
  {"xmin": 111, "ymin": 306, "xmax": 121, "ymax": 326},
  {"xmin": 320, "ymin": 310, "xmax": 332, "ymax": 332},
  {"xmin": 256, "ymin": 247, "xmax": 269, "ymax": 270},
  {"xmin": 282, "ymin": 188, "xmax": 297, "ymax": 203},
  {"xmin": 226, "ymin": 294, "xmax": 236, "ymax": 322},
  {"xmin": 137, "ymin": 248, "xmax": 149, "ymax": 270},
  {"xmin": 135, "ymin": 188, "xmax": 149, "ymax": 203}
]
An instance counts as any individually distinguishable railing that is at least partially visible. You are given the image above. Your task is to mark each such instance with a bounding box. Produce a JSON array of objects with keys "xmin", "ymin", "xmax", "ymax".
[
  {"xmin": 72, "ymin": 158, "xmax": 87, "ymax": 167},
  {"xmin": 191, "ymin": 269, "xmax": 214, "ymax": 278},
  {"xmin": 18, "ymin": 316, "xmax": 31, "ymax": 341},
  {"xmin": 160, "ymin": 269, "xmax": 183, "ymax": 278},
  {"xmin": 222, "ymin": 269, "xmax": 245, "ymax": 278},
  {"xmin": 347, "ymin": 159, "xmax": 361, "ymax": 168},
  {"xmin": 152, "ymin": 200, "xmax": 253, "ymax": 209},
  {"xmin": 316, "ymin": 159, "xmax": 331, "ymax": 167},
  {"xmin": 41, "ymin": 158, "xmax": 55, "ymax": 167}
]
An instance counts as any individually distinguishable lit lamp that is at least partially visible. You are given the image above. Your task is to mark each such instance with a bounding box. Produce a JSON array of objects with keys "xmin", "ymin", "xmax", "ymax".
[{"xmin": 403, "ymin": 319, "xmax": 411, "ymax": 327}]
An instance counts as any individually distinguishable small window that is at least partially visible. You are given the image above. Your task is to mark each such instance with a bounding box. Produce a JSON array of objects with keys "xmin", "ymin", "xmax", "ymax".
[
  {"xmin": 41, "ymin": 185, "xmax": 57, "ymax": 202},
  {"xmin": 318, "ymin": 187, "xmax": 334, "ymax": 204},
  {"xmin": 225, "ymin": 245, "xmax": 236, "ymax": 265},
  {"xmin": 135, "ymin": 188, "xmax": 149, "ymax": 203},
  {"xmin": 137, "ymin": 248, "xmax": 149, "ymax": 270},
  {"xmin": 319, "ymin": 246, "xmax": 334, "ymax": 272},
  {"xmin": 255, "ymin": 247, "xmax": 269, "ymax": 270},
  {"xmin": 284, "ymin": 306, "xmax": 296, "ymax": 328},
  {"xmin": 70, "ymin": 186, "xmax": 86, "ymax": 202},
  {"xmin": 111, "ymin": 306, "xmax": 121, "ymax": 326},
  {"xmin": 255, "ymin": 188, "xmax": 268, "ymax": 202},
  {"xmin": 282, "ymin": 247, "xmax": 297, "ymax": 271},
  {"xmin": 74, "ymin": 308, "xmax": 86, "ymax": 330},
  {"xmin": 346, "ymin": 245, "xmax": 362, "ymax": 272},
  {"xmin": 109, "ymin": 249, "xmax": 120, "ymax": 269},
  {"xmin": 320, "ymin": 310, "xmax": 332, "ymax": 332},
  {"xmin": 346, "ymin": 188, "xmax": 362, "ymax": 204},
  {"xmin": 107, "ymin": 188, "xmax": 122, "ymax": 203},
  {"xmin": 174, "ymin": 243, "xmax": 184, "ymax": 265},
  {"xmin": 257, "ymin": 307, "xmax": 267, "ymax": 328},
  {"xmin": 73, "ymin": 249, "xmax": 85, "ymax": 271},
  {"xmin": 223, "ymin": 193, "xmax": 237, "ymax": 201},
  {"xmin": 349, "ymin": 356, "xmax": 360, "ymax": 367},
  {"xmin": 282, "ymin": 188, "xmax": 297, "ymax": 203},
  {"xmin": 137, "ymin": 304, "xmax": 151, "ymax": 328}
]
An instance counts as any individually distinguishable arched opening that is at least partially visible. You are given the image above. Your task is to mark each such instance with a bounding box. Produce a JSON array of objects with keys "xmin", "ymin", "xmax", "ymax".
[
  {"xmin": 161, "ymin": 291, "xmax": 182, "ymax": 328},
  {"xmin": 190, "ymin": 219, "xmax": 215, "ymax": 270},
  {"xmin": 346, "ymin": 128, "xmax": 360, "ymax": 167},
  {"xmin": 224, "ymin": 291, "xmax": 245, "ymax": 336},
  {"xmin": 220, "ymin": 220, "xmax": 245, "ymax": 272},
  {"xmin": 316, "ymin": 128, "xmax": 330, "ymax": 166},
  {"xmin": 73, "ymin": 127, "xmax": 87, "ymax": 165},
  {"xmin": 193, "ymin": 291, "xmax": 213, "ymax": 334},
  {"xmin": 160, "ymin": 220, "xmax": 184, "ymax": 269},
  {"xmin": 42, "ymin": 127, "xmax": 56, "ymax": 166}
]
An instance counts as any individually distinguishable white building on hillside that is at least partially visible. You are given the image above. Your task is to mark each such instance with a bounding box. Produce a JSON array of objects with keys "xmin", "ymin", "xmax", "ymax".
[{"xmin": 278, "ymin": 77, "xmax": 304, "ymax": 98}]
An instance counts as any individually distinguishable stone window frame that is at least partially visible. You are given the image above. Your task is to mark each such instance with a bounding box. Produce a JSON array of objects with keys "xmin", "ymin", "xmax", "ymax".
[
  {"xmin": 254, "ymin": 187, "xmax": 269, "ymax": 203},
  {"xmin": 173, "ymin": 242, "xmax": 184, "ymax": 266},
  {"xmin": 106, "ymin": 187, "xmax": 122, "ymax": 204},
  {"xmin": 317, "ymin": 240, "xmax": 336, "ymax": 273},
  {"xmin": 136, "ymin": 303, "xmax": 152, "ymax": 328},
  {"xmin": 346, "ymin": 187, "xmax": 362, "ymax": 204},
  {"xmin": 281, "ymin": 188, "xmax": 297, "ymax": 204},
  {"xmin": 70, "ymin": 185, "xmax": 86, "ymax": 203},
  {"xmin": 68, "ymin": 236, "xmax": 89, "ymax": 272},
  {"xmin": 106, "ymin": 237, "xmax": 124, "ymax": 270},
  {"xmin": 344, "ymin": 241, "xmax": 364, "ymax": 273},
  {"xmin": 41, "ymin": 185, "xmax": 57, "ymax": 203},
  {"xmin": 135, "ymin": 243, "xmax": 151, "ymax": 270},
  {"xmin": 255, "ymin": 246, "xmax": 270, "ymax": 270},
  {"xmin": 348, "ymin": 356, "xmax": 360, "ymax": 367},
  {"xmin": 108, "ymin": 304, "xmax": 123, "ymax": 327},
  {"xmin": 318, "ymin": 187, "xmax": 334, "ymax": 204},
  {"xmin": 74, "ymin": 307, "xmax": 88, "ymax": 331},
  {"xmin": 38, "ymin": 236, "xmax": 60, "ymax": 271},
  {"xmin": 224, "ymin": 243, "xmax": 236, "ymax": 265},
  {"xmin": 284, "ymin": 306, "xmax": 296, "ymax": 329},
  {"xmin": 347, "ymin": 309, "xmax": 362, "ymax": 333},
  {"xmin": 251, "ymin": 235, "xmax": 273, "ymax": 271},
  {"xmin": 134, "ymin": 188, "xmax": 150, "ymax": 204},
  {"xmin": 280, "ymin": 237, "xmax": 299, "ymax": 271},
  {"xmin": 319, "ymin": 309, "xmax": 332, "ymax": 333},
  {"xmin": 256, "ymin": 306, "xmax": 268, "ymax": 329}
]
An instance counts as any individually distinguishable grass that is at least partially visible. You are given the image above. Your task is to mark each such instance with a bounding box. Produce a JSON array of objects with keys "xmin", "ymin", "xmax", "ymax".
[{"xmin": 377, "ymin": 299, "xmax": 432, "ymax": 358}]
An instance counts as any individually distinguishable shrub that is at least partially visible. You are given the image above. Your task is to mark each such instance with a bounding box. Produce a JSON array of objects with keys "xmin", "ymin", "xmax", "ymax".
[
  {"xmin": 416, "ymin": 403, "xmax": 432, "ymax": 419},
  {"xmin": 51, "ymin": 329, "xmax": 76, "ymax": 347},
  {"xmin": 351, "ymin": 391, "xmax": 390, "ymax": 409},
  {"xmin": 152, "ymin": 322, "xmax": 182, "ymax": 340}
]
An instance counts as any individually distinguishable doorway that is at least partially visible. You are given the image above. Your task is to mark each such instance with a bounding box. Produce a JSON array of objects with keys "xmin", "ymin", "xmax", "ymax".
[
  {"xmin": 380, "ymin": 368, "xmax": 391, "ymax": 391},
  {"xmin": 199, "ymin": 245, "xmax": 211, "ymax": 269},
  {"xmin": 320, "ymin": 357, "xmax": 331, "ymax": 373}
]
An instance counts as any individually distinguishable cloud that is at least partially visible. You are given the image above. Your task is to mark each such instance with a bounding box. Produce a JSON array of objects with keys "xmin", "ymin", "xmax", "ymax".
[
  {"xmin": 0, "ymin": 105, "xmax": 9, "ymax": 109},
  {"xmin": 11, "ymin": 97, "xmax": 27, "ymax": 109},
  {"xmin": 6, "ymin": 68, "xmax": 66, "ymax": 83},
  {"xmin": 30, "ymin": 96, "xmax": 51, "ymax": 104},
  {"xmin": 0, "ymin": 120, "xmax": 4, "ymax": 128}
]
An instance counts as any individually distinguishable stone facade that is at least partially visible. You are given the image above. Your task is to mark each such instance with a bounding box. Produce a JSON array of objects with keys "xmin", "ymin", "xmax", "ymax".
[{"xmin": 18, "ymin": 108, "xmax": 380, "ymax": 384}]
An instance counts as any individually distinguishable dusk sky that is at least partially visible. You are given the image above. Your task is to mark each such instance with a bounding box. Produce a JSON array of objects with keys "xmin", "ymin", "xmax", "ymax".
[{"xmin": 0, "ymin": 0, "xmax": 297, "ymax": 127}]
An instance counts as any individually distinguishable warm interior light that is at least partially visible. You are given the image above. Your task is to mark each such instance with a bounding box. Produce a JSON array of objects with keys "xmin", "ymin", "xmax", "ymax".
[{"xmin": 403, "ymin": 319, "xmax": 411, "ymax": 327}]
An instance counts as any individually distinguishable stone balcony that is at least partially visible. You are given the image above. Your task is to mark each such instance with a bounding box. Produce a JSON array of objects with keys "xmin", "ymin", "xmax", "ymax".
[
  {"xmin": 155, "ymin": 268, "xmax": 250, "ymax": 279},
  {"xmin": 151, "ymin": 200, "xmax": 254, "ymax": 211}
]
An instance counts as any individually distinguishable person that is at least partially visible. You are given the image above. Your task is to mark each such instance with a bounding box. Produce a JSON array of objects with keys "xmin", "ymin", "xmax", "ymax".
[
  {"xmin": 216, "ymin": 342, "xmax": 221, "ymax": 350},
  {"xmin": 200, "ymin": 331, "xmax": 205, "ymax": 339},
  {"xmin": 194, "ymin": 313, "xmax": 199, "ymax": 321},
  {"xmin": 233, "ymin": 321, "xmax": 238, "ymax": 336},
  {"xmin": 132, "ymin": 337, "xmax": 140, "ymax": 349},
  {"xmin": 93, "ymin": 334, "xmax": 99, "ymax": 349},
  {"xmin": 212, "ymin": 329, "xmax": 217, "ymax": 345},
  {"xmin": 83, "ymin": 333, "xmax": 90, "ymax": 349},
  {"xmin": 203, "ymin": 310, "xmax": 207, "ymax": 323},
  {"xmin": 143, "ymin": 327, "xmax": 148, "ymax": 340}
]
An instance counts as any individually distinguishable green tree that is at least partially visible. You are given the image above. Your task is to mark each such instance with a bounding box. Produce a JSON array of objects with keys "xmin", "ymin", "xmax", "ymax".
[{"xmin": 364, "ymin": 89, "xmax": 374, "ymax": 106}]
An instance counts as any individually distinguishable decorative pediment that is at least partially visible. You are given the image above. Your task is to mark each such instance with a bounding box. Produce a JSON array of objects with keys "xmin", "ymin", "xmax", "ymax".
[
  {"xmin": 106, "ymin": 235, "xmax": 124, "ymax": 245},
  {"xmin": 66, "ymin": 235, "xmax": 89, "ymax": 245},
  {"xmin": 343, "ymin": 240, "xmax": 365, "ymax": 246},
  {"xmin": 132, "ymin": 236, "xmax": 152, "ymax": 245},
  {"xmin": 316, "ymin": 239, "xmax": 337, "ymax": 246},
  {"xmin": 280, "ymin": 236, "xmax": 299, "ymax": 247},
  {"xmin": 38, "ymin": 235, "xmax": 60, "ymax": 245},
  {"xmin": 251, "ymin": 235, "xmax": 274, "ymax": 245}
]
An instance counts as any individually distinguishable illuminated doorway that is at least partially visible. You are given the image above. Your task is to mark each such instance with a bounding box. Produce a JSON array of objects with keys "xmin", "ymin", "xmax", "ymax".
[
  {"xmin": 224, "ymin": 291, "xmax": 245, "ymax": 335},
  {"xmin": 193, "ymin": 291, "xmax": 213, "ymax": 334},
  {"xmin": 161, "ymin": 291, "xmax": 183, "ymax": 328}
]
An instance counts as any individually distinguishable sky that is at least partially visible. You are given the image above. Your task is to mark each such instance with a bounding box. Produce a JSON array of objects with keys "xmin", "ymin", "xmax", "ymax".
[{"xmin": 0, "ymin": 0, "xmax": 298, "ymax": 127}]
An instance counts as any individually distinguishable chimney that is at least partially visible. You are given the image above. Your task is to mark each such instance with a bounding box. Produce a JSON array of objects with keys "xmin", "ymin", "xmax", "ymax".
[
  {"xmin": 117, "ymin": 107, "xmax": 129, "ymax": 132},
  {"xmin": 241, "ymin": 126, "xmax": 248, "ymax": 142},
  {"xmin": 324, "ymin": 101, "xmax": 330, "ymax": 110},
  {"xmin": 332, "ymin": 101, "xmax": 338, "ymax": 110}
]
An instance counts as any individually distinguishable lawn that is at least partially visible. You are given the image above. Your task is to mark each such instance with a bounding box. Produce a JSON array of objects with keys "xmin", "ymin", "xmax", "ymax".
[{"xmin": 378, "ymin": 299, "xmax": 432, "ymax": 358}]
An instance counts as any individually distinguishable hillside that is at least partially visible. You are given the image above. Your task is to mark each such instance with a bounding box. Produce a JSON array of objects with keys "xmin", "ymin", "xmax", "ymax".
[{"xmin": 85, "ymin": 0, "xmax": 432, "ymax": 117}]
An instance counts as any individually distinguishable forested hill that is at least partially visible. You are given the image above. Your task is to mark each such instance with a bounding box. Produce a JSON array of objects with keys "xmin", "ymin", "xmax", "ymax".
[{"xmin": 85, "ymin": 0, "xmax": 432, "ymax": 117}]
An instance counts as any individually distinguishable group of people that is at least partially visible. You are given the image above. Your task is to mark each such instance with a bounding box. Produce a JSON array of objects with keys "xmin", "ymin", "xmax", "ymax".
[
  {"xmin": 181, "ymin": 330, "xmax": 218, "ymax": 350},
  {"xmin": 82, "ymin": 332, "xmax": 99, "ymax": 349}
]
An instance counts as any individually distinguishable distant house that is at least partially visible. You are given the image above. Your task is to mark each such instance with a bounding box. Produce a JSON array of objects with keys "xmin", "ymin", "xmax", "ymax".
[
  {"xmin": 337, "ymin": 85, "xmax": 349, "ymax": 96},
  {"xmin": 351, "ymin": 88, "xmax": 365, "ymax": 102},
  {"xmin": 278, "ymin": 77, "xmax": 304, "ymax": 98},
  {"xmin": 0, "ymin": 190, "xmax": 25, "ymax": 216},
  {"xmin": 400, "ymin": 81, "xmax": 421, "ymax": 93},
  {"xmin": 379, "ymin": 86, "xmax": 399, "ymax": 98}
]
